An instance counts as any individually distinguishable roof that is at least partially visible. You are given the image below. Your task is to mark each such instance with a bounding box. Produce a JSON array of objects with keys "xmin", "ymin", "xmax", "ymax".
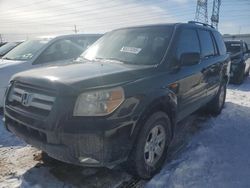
[{"xmin": 112, "ymin": 21, "xmax": 217, "ymax": 32}]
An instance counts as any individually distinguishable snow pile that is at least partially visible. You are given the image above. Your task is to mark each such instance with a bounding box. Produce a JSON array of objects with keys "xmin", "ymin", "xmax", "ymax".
[{"xmin": 147, "ymin": 78, "xmax": 250, "ymax": 188}]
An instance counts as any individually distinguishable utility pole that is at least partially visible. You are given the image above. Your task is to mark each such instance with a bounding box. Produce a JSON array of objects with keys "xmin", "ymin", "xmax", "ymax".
[
  {"xmin": 211, "ymin": 0, "xmax": 222, "ymax": 29},
  {"xmin": 73, "ymin": 25, "xmax": 79, "ymax": 34},
  {"xmin": 195, "ymin": 0, "xmax": 208, "ymax": 24}
]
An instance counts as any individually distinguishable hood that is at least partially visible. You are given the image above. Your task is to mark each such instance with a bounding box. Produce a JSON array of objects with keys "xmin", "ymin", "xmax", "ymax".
[
  {"xmin": 13, "ymin": 61, "xmax": 156, "ymax": 92},
  {"xmin": 0, "ymin": 59, "xmax": 27, "ymax": 68}
]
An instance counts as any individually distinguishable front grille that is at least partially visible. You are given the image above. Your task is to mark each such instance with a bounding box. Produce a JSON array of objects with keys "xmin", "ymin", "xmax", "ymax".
[{"xmin": 6, "ymin": 82, "xmax": 56, "ymax": 117}]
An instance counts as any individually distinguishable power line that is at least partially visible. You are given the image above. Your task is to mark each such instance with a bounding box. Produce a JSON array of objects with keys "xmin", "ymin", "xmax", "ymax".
[{"xmin": 0, "ymin": 7, "xmax": 195, "ymax": 28}]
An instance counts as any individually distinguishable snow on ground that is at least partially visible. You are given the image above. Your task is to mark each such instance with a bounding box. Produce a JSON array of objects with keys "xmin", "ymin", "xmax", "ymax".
[
  {"xmin": 0, "ymin": 116, "xmax": 131, "ymax": 188},
  {"xmin": 147, "ymin": 77, "xmax": 250, "ymax": 188},
  {"xmin": 0, "ymin": 77, "xmax": 250, "ymax": 188}
]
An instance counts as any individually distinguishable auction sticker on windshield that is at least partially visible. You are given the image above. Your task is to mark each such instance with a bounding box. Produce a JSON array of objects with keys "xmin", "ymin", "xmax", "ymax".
[{"xmin": 120, "ymin": 46, "xmax": 142, "ymax": 54}]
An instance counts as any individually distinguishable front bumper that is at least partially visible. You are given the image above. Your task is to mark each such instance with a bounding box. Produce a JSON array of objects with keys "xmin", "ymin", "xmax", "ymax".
[{"xmin": 4, "ymin": 105, "xmax": 135, "ymax": 168}]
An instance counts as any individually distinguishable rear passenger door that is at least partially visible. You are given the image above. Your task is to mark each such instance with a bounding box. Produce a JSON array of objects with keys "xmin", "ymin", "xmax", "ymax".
[{"xmin": 197, "ymin": 29, "xmax": 221, "ymax": 100}]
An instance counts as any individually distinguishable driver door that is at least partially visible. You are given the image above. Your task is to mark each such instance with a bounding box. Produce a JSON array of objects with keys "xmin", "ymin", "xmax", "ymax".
[{"xmin": 173, "ymin": 28, "xmax": 207, "ymax": 121}]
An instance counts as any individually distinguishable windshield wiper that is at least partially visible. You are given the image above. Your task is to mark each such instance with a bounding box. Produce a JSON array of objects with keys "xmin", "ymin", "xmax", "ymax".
[
  {"xmin": 94, "ymin": 57, "xmax": 131, "ymax": 64},
  {"xmin": 73, "ymin": 56, "xmax": 89, "ymax": 63}
]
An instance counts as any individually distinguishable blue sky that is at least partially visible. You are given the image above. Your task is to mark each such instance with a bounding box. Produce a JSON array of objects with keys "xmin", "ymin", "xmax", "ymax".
[{"xmin": 0, "ymin": 0, "xmax": 249, "ymax": 41}]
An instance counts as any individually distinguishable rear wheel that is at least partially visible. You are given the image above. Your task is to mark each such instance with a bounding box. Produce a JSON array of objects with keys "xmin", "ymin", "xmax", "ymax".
[
  {"xmin": 206, "ymin": 82, "xmax": 226, "ymax": 116},
  {"xmin": 236, "ymin": 69, "xmax": 245, "ymax": 84},
  {"xmin": 127, "ymin": 112, "xmax": 172, "ymax": 179}
]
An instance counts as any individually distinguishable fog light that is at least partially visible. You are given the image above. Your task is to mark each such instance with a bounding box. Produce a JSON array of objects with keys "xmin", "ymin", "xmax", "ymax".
[{"xmin": 79, "ymin": 157, "xmax": 99, "ymax": 164}]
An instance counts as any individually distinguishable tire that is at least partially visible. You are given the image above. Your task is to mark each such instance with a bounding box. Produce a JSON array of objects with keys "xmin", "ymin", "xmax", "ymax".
[
  {"xmin": 235, "ymin": 66, "xmax": 245, "ymax": 84},
  {"xmin": 245, "ymin": 68, "xmax": 250, "ymax": 77},
  {"xmin": 206, "ymin": 82, "xmax": 226, "ymax": 116},
  {"xmin": 127, "ymin": 112, "xmax": 172, "ymax": 179}
]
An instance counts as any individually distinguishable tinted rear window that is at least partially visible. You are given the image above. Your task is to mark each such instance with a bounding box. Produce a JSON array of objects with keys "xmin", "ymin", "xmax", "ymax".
[
  {"xmin": 225, "ymin": 42, "xmax": 241, "ymax": 54},
  {"xmin": 213, "ymin": 31, "xmax": 227, "ymax": 55}
]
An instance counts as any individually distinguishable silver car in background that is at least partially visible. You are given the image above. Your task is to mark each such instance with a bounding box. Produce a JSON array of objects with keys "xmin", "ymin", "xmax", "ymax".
[{"xmin": 0, "ymin": 34, "xmax": 102, "ymax": 107}]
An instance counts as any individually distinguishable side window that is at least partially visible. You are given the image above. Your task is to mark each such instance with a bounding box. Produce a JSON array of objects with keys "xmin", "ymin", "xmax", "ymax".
[
  {"xmin": 36, "ymin": 39, "xmax": 83, "ymax": 64},
  {"xmin": 71, "ymin": 37, "xmax": 98, "ymax": 51},
  {"xmin": 176, "ymin": 28, "xmax": 200, "ymax": 59},
  {"xmin": 198, "ymin": 30, "xmax": 215, "ymax": 58},
  {"xmin": 212, "ymin": 31, "xmax": 227, "ymax": 55}
]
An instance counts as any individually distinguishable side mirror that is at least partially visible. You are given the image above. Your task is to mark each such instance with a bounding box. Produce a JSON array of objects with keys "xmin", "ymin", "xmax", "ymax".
[{"xmin": 180, "ymin": 52, "xmax": 200, "ymax": 66}]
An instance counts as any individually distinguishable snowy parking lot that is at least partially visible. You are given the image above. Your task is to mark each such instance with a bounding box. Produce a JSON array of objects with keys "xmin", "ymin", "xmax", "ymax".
[{"xmin": 1, "ymin": 76, "xmax": 250, "ymax": 188}]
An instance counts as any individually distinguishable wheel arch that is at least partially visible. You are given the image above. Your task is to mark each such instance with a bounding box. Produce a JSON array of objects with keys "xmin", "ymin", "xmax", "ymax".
[{"xmin": 132, "ymin": 91, "xmax": 178, "ymax": 142}]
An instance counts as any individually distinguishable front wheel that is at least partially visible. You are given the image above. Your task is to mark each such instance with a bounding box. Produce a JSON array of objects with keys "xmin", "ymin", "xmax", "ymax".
[
  {"xmin": 127, "ymin": 112, "xmax": 172, "ymax": 179},
  {"xmin": 206, "ymin": 83, "xmax": 226, "ymax": 116}
]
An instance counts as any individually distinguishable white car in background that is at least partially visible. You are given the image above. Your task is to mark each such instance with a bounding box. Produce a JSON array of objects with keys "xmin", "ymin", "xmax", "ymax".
[{"xmin": 0, "ymin": 34, "xmax": 102, "ymax": 107}]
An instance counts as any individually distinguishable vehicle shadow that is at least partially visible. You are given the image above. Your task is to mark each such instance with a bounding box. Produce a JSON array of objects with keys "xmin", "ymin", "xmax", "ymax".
[
  {"xmin": 166, "ymin": 111, "xmax": 209, "ymax": 163},
  {"xmin": 20, "ymin": 153, "xmax": 131, "ymax": 188}
]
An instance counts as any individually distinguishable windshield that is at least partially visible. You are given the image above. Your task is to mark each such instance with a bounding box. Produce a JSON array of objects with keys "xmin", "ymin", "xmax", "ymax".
[
  {"xmin": 225, "ymin": 42, "xmax": 241, "ymax": 54},
  {"xmin": 82, "ymin": 26, "xmax": 173, "ymax": 65},
  {"xmin": 3, "ymin": 39, "xmax": 50, "ymax": 61},
  {"xmin": 0, "ymin": 42, "xmax": 20, "ymax": 56}
]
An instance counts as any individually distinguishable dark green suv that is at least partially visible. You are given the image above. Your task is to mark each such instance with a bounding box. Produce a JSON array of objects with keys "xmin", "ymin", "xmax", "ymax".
[{"xmin": 4, "ymin": 21, "xmax": 230, "ymax": 179}]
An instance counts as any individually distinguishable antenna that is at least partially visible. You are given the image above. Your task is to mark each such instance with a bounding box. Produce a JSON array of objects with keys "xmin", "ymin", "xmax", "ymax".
[
  {"xmin": 211, "ymin": 0, "xmax": 222, "ymax": 29},
  {"xmin": 195, "ymin": 0, "xmax": 208, "ymax": 24}
]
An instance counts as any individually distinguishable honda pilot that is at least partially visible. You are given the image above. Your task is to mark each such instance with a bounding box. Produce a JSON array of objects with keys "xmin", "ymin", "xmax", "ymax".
[{"xmin": 4, "ymin": 22, "xmax": 230, "ymax": 179}]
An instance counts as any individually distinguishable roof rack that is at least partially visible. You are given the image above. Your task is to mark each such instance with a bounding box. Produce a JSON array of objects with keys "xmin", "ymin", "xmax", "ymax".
[{"xmin": 188, "ymin": 21, "xmax": 215, "ymax": 29}]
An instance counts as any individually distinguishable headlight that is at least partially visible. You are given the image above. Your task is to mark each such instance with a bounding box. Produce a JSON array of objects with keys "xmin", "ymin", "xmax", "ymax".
[{"xmin": 73, "ymin": 87, "xmax": 125, "ymax": 116}]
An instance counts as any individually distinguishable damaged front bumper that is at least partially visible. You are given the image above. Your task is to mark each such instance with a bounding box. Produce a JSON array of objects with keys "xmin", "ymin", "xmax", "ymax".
[{"xmin": 4, "ymin": 106, "xmax": 135, "ymax": 168}]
